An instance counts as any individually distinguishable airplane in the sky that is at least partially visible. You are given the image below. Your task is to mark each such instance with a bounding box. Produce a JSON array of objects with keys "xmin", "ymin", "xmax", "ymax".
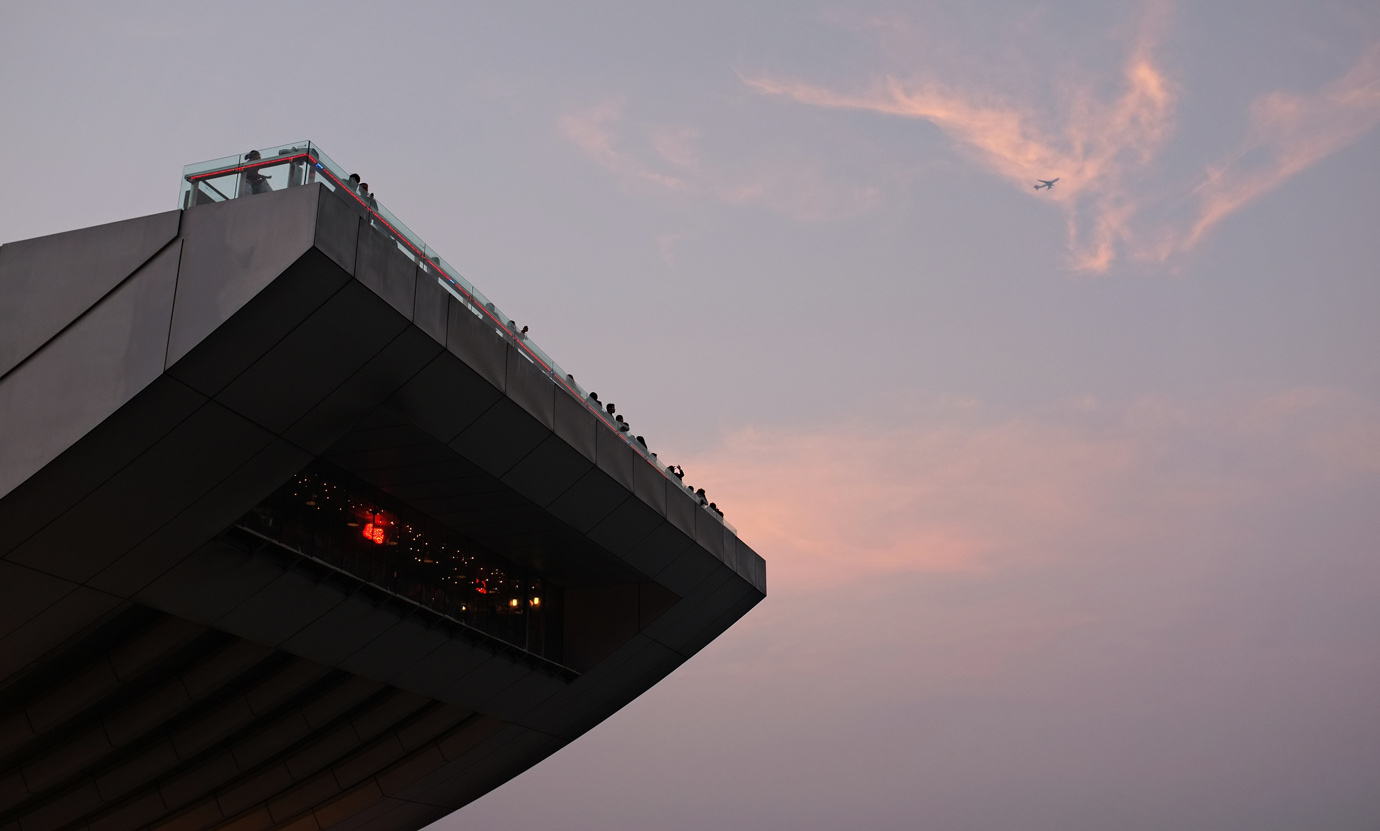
[{"xmin": 1033, "ymin": 178, "xmax": 1060, "ymax": 190}]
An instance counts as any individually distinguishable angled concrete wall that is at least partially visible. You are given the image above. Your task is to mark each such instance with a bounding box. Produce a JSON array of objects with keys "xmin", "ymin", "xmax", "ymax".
[{"xmin": 0, "ymin": 184, "xmax": 764, "ymax": 831}]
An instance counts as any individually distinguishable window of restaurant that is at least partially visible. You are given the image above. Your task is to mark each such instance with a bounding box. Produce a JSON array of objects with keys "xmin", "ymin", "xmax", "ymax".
[{"xmin": 236, "ymin": 462, "xmax": 562, "ymax": 662}]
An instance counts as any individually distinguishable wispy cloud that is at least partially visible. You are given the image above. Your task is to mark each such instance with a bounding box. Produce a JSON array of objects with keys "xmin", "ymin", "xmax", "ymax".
[
  {"xmin": 741, "ymin": 7, "xmax": 1380, "ymax": 271},
  {"xmin": 740, "ymin": 5, "xmax": 1174, "ymax": 271},
  {"xmin": 655, "ymin": 231, "xmax": 690, "ymax": 266},
  {"xmin": 556, "ymin": 8, "xmax": 1380, "ymax": 271},
  {"xmin": 558, "ymin": 98, "xmax": 882, "ymax": 222},
  {"xmin": 1183, "ymin": 40, "xmax": 1380, "ymax": 250},
  {"xmin": 558, "ymin": 98, "xmax": 691, "ymax": 192}
]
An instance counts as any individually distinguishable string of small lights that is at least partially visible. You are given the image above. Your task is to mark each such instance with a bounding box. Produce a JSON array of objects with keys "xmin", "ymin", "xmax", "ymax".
[{"xmin": 244, "ymin": 463, "xmax": 559, "ymax": 658}]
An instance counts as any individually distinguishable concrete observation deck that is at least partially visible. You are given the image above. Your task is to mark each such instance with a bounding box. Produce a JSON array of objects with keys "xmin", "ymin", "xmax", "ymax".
[{"xmin": 0, "ymin": 167, "xmax": 765, "ymax": 831}]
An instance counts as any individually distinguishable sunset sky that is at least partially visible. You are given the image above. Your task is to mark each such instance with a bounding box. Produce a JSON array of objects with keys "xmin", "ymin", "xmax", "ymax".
[{"xmin": 3, "ymin": 1, "xmax": 1379, "ymax": 828}]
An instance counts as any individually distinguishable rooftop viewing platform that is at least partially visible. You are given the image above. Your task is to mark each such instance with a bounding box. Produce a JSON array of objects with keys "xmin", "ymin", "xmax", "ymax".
[{"xmin": 180, "ymin": 142, "xmax": 735, "ymax": 534}]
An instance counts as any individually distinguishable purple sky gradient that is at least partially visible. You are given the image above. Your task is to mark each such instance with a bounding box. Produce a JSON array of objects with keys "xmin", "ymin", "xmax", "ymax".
[{"xmin": 3, "ymin": 1, "xmax": 1379, "ymax": 828}]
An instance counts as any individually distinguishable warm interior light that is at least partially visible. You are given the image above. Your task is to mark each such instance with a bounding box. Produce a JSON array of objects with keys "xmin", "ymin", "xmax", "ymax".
[
  {"xmin": 362, "ymin": 513, "xmax": 386, "ymax": 545},
  {"xmin": 368, "ymin": 513, "xmax": 386, "ymax": 544},
  {"xmin": 530, "ymin": 597, "xmax": 540, "ymax": 607},
  {"xmin": 509, "ymin": 598, "xmax": 519, "ymax": 607}
]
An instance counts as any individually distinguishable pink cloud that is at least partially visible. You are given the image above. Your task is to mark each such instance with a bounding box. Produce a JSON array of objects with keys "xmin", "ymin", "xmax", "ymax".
[
  {"xmin": 742, "ymin": 9, "xmax": 1380, "ymax": 271},
  {"xmin": 674, "ymin": 391, "xmax": 1380, "ymax": 593},
  {"xmin": 557, "ymin": 10, "xmax": 1380, "ymax": 272},
  {"xmin": 557, "ymin": 99, "xmax": 882, "ymax": 222},
  {"xmin": 558, "ymin": 99, "xmax": 691, "ymax": 192},
  {"xmin": 742, "ymin": 3, "xmax": 1175, "ymax": 271},
  {"xmin": 1182, "ymin": 40, "xmax": 1380, "ymax": 250}
]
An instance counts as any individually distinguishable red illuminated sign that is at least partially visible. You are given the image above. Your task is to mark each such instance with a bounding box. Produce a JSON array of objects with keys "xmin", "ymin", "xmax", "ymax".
[{"xmin": 362, "ymin": 513, "xmax": 385, "ymax": 544}]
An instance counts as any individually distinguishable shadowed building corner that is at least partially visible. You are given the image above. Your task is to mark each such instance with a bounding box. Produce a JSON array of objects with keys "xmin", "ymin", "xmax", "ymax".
[{"xmin": 0, "ymin": 142, "xmax": 764, "ymax": 831}]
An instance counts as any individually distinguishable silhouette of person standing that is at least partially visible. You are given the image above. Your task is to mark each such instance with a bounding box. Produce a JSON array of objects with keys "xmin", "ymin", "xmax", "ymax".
[{"xmin": 239, "ymin": 150, "xmax": 273, "ymax": 196}]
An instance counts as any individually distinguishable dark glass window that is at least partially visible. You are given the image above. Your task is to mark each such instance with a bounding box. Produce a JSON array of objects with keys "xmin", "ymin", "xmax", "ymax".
[{"xmin": 236, "ymin": 462, "xmax": 562, "ymax": 661}]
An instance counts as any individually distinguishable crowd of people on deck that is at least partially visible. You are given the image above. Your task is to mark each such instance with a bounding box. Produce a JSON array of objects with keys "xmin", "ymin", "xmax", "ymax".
[
  {"xmin": 584, "ymin": 391, "xmax": 724, "ymax": 520},
  {"xmin": 234, "ymin": 148, "xmax": 727, "ymax": 525},
  {"xmin": 345, "ymin": 172, "xmax": 377, "ymax": 209},
  {"xmin": 238, "ymin": 150, "xmax": 378, "ymax": 208}
]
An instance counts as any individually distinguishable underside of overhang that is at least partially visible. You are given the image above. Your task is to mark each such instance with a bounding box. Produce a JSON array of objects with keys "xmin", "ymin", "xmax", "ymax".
[{"xmin": 0, "ymin": 183, "xmax": 764, "ymax": 831}]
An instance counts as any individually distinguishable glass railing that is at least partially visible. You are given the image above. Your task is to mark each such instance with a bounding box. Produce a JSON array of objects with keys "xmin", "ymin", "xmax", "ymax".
[{"xmin": 181, "ymin": 141, "xmax": 736, "ymax": 535}]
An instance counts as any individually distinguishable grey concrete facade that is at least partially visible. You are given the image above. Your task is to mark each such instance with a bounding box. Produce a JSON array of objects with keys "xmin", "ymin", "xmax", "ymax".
[{"xmin": 0, "ymin": 184, "xmax": 765, "ymax": 831}]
